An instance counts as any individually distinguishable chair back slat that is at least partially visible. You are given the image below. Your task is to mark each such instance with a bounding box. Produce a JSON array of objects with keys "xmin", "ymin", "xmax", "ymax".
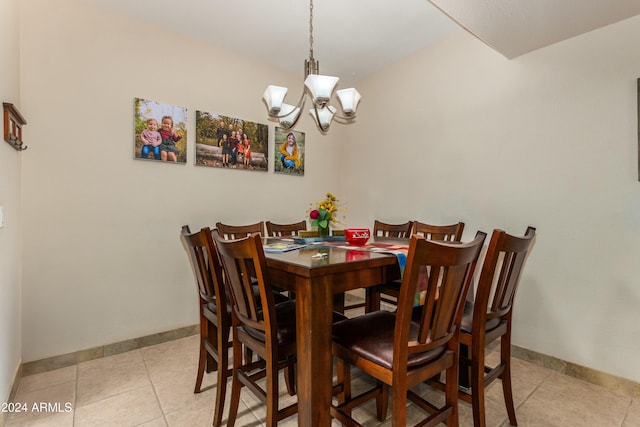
[
  {"xmin": 213, "ymin": 231, "xmax": 275, "ymax": 335},
  {"xmin": 412, "ymin": 221, "xmax": 465, "ymax": 242},
  {"xmin": 395, "ymin": 232, "xmax": 485, "ymax": 361},
  {"xmin": 216, "ymin": 221, "xmax": 265, "ymax": 239},
  {"xmin": 373, "ymin": 220, "xmax": 414, "ymax": 238},
  {"xmin": 180, "ymin": 226, "xmax": 228, "ymax": 315},
  {"xmin": 180, "ymin": 226, "xmax": 229, "ymax": 324},
  {"xmin": 478, "ymin": 227, "xmax": 536, "ymax": 324}
]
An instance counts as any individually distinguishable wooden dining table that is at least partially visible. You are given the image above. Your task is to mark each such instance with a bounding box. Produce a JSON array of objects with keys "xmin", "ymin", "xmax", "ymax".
[{"xmin": 264, "ymin": 241, "xmax": 401, "ymax": 427}]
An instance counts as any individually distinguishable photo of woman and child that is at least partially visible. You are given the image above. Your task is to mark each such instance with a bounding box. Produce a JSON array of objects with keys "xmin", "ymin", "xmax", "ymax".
[{"xmin": 134, "ymin": 98, "xmax": 187, "ymax": 164}]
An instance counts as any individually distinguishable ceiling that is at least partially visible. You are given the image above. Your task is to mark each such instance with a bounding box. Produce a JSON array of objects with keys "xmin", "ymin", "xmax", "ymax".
[{"xmin": 85, "ymin": 0, "xmax": 640, "ymax": 87}]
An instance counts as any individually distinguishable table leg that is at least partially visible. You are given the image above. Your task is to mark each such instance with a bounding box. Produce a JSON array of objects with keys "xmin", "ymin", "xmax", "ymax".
[{"xmin": 295, "ymin": 276, "xmax": 334, "ymax": 427}]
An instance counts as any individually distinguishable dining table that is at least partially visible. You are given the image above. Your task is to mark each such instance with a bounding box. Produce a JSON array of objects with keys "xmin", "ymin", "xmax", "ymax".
[{"xmin": 264, "ymin": 239, "xmax": 402, "ymax": 427}]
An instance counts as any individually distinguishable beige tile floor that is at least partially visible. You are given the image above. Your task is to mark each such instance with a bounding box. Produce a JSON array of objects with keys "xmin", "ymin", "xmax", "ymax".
[{"xmin": 6, "ymin": 332, "xmax": 640, "ymax": 427}]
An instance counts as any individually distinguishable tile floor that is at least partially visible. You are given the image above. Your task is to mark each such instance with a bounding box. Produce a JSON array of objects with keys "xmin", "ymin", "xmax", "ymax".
[{"xmin": 6, "ymin": 332, "xmax": 639, "ymax": 427}]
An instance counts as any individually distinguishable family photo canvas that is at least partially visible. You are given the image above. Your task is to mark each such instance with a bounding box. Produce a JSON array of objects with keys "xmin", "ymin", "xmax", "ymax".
[{"xmin": 195, "ymin": 111, "xmax": 268, "ymax": 172}]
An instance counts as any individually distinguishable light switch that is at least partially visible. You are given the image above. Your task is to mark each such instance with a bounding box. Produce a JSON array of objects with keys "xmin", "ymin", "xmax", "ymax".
[{"xmin": 0, "ymin": 206, "xmax": 4, "ymax": 228}]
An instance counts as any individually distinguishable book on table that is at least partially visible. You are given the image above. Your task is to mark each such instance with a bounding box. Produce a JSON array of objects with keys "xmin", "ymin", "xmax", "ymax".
[{"xmin": 262, "ymin": 239, "xmax": 307, "ymax": 253}]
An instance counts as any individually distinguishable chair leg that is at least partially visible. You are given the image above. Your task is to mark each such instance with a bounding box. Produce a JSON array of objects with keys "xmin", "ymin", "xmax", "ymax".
[
  {"xmin": 207, "ymin": 324, "xmax": 219, "ymax": 373},
  {"xmin": 213, "ymin": 335, "xmax": 230, "ymax": 427},
  {"xmin": 445, "ymin": 361, "xmax": 459, "ymax": 427},
  {"xmin": 366, "ymin": 287, "xmax": 381, "ymax": 312},
  {"xmin": 391, "ymin": 382, "xmax": 407, "ymax": 427},
  {"xmin": 335, "ymin": 359, "xmax": 351, "ymax": 405},
  {"xmin": 266, "ymin": 358, "xmax": 279, "ymax": 427},
  {"xmin": 194, "ymin": 341, "xmax": 206, "ymax": 393},
  {"xmin": 226, "ymin": 341, "xmax": 244, "ymax": 427},
  {"xmin": 376, "ymin": 383, "xmax": 388, "ymax": 421},
  {"xmin": 284, "ymin": 362, "xmax": 296, "ymax": 396},
  {"xmin": 471, "ymin": 349, "xmax": 487, "ymax": 427},
  {"xmin": 501, "ymin": 335, "xmax": 518, "ymax": 426}
]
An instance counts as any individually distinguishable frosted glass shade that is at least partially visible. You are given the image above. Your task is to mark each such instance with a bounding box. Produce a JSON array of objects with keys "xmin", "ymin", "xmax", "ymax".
[
  {"xmin": 336, "ymin": 88, "xmax": 361, "ymax": 117},
  {"xmin": 262, "ymin": 85, "xmax": 288, "ymax": 116},
  {"xmin": 309, "ymin": 105, "xmax": 336, "ymax": 132},
  {"xmin": 304, "ymin": 74, "xmax": 339, "ymax": 107},
  {"xmin": 278, "ymin": 103, "xmax": 301, "ymax": 129}
]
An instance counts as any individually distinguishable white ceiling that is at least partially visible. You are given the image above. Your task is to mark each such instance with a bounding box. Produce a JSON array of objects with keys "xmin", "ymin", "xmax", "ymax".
[{"xmin": 85, "ymin": 0, "xmax": 640, "ymax": 86}]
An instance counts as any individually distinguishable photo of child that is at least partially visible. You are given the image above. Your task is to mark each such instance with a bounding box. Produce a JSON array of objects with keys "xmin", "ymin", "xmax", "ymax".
[{"xmin": 274, "ymin": 127, "xmax": 305, "ymax": 176}]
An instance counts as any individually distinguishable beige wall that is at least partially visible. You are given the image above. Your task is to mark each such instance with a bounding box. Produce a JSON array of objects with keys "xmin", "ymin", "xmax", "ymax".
[
  {"xmin": 18, "ymin": 0, "xmax": 342, "ymax": 362},
  {"xmin": 341, "ymin": 21, "xmax": 640, "ymax": 381},
  {"xmin": 0, "ymin": 0, "xmax": 23, "ymax": 404},
  {"xmin": 15, "ymin": 0, "xmax": 640, "ymax": 386}
]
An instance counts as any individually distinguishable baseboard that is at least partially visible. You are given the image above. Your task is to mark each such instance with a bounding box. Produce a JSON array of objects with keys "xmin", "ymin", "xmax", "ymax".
[
  {"xmin": 511, "ymin": 344, "xmax": 640, "ymax": 398},
  {"xmin": 345, "ymin": 292, "xmax": 640, "ymax": 398},
  {"xmin": 21, "ymin": 324, "xmax": 198, "ymax": 377},
  {"xmin": 0, "ymin": 364, "xmax": 22, "ymax": 427},
  {"xmin": 16, "ymin": 323, "xmax": 639, "ymax": 399}
]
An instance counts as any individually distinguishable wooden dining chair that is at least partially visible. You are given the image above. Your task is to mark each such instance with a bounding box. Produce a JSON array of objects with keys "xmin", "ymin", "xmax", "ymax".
[
  {"xmin": 265, "ymin": 220, "xmax": 307, "ymax": 237},
  {"xmin": 215, "ymin": 221, "xmax": 265, "ymax": 239},
  {"xmin": 331, "ymin": 232, "xmax": 486, "ymax": 427},
  {"xmin": 373, "ymin": 220, "xmax": 414, "ymax": 238},
  {"xmin": 211, "ymin": 231, "xmax": 298, "ymax": 426},
  {"xmin": 412, "ymin": 221, "xmax": 465, "ymax": 241},
  {"xmin": 431, "ymin": 226, "xmax": 537, "ymax": 427},
  {"xmin": 180, "ymin": 225, "xmax": 231, "ymax": 427},
  {"xmin": 369, "ymin": 221, "xmax": 466, "ymax": 312}
]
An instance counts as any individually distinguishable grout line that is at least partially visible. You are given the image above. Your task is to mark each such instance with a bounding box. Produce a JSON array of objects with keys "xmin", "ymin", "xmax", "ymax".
[
  {"xmin": 72, "ymin": 364, "xmax": 78, "ymax": 426},
  {"xmin": 17, "ymin": 322, "xmax": 640, "ymax": 402},
  {"xmin": 21, "ymin": 325, "xmax": 199, "ymax": 377},
  {"xmin": 140, "ymin": 347, "xmax": 169, "ymax": 427}
]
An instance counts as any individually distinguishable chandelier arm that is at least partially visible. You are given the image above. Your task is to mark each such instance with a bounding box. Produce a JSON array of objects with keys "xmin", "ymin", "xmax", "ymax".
[
  {"xmin": 311, "ymin": 103, "xmax": 330, "ymax": 132},
  {"xmin": 284, "ymin": 97, "xmax": 306, "ymax": 129},
  {"xmin": 268, "ymin": 91, "xmax": 306, "ymax": 120},
  {"xmin": 332, "ymin": 112, "xmax": 357, "ymax": 122}
]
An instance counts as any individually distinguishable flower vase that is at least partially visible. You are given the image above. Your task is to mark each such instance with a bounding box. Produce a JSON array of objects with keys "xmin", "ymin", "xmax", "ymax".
[{"xmin": 318, "ymin": 225, "xmax": 330, "ymax": 237}]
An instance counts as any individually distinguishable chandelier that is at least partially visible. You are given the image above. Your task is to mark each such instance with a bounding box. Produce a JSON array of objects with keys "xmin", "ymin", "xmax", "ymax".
[{"xmin": 262, "ymin": 0, "xmax": 361, "ymax": 133}]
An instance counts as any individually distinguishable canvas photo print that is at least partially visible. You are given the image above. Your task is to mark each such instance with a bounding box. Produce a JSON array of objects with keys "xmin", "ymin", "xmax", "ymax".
[
  {"xmin": 134, "ymin": 97, "xmax": 187, "ymax": 164},
  {"xmin": 195, "ymin": 111, "xmax": 268, "ymax": 171},
  {"xmin": 274, "ymin": 127, "xmax": 305, "ymax": 176}
]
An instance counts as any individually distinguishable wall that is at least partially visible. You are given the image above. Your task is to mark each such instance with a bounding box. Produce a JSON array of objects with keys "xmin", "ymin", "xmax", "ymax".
[
  {"xmin": 341, "ymin": 19, "xmax": 640, "ymax": 381},
  {"xmin": 19, "ymin": 0, "xmax": 341, "ymax": 362},
  {"xmin": 0, "ymin": 0, "xmax": 23, "ymax": 405},
  {"xmin": 17, "ymin": 0, "xmax": 640, "ymax": 383}
]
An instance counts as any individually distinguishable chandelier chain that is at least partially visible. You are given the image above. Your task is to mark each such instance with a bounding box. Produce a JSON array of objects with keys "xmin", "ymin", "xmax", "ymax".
[{"xmin": 309, "ymin": 0, "xmax": 314, "ymax": 60}]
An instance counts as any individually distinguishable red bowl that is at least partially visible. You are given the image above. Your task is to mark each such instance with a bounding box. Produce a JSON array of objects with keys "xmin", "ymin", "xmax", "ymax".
[{"xmin": 345, "ymin": 228, "xmax": 371, "ymax": 246}]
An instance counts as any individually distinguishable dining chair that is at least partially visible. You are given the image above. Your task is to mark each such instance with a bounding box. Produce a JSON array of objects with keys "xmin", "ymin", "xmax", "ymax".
[
  {"xmin": 331, "ymin": 232, "xmax": 486, "ymax": 427},
  {"xmin": 215, "ymin": 221, "xmax": 265, "ymax": 239},
  {"xmin": 211, "ymin": 231, "xmax": 298, "ymax": 426},
  {"xmin": 369, "ymin": 221, "xmax": 466, "ymax": 312},
  {"xmin": 430, "ymin": 226, "xmax": 537, "ymax": 427},
  {"xmin": 180, "ymin": 225, "xmax": 231, "ymax": 427},
  {"xmin": 298, "ymin": 230, "xmax": 319, "ymax": 238},
  {"xmin": 412, "ymin": 221, "xmax": 465, "ymax": 241},
  {"xmin": 373, "ymin": 220, "xmax": 414, "ymax": 238},
  {"xmin": 265, "ymin": 220, "xmax": 307, "ymax": 237}
]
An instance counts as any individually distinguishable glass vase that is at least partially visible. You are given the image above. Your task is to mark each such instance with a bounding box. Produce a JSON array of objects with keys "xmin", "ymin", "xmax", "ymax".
[{"xmin": 318, "ymin": 225, "xmax": 330, "ymax": 237}]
